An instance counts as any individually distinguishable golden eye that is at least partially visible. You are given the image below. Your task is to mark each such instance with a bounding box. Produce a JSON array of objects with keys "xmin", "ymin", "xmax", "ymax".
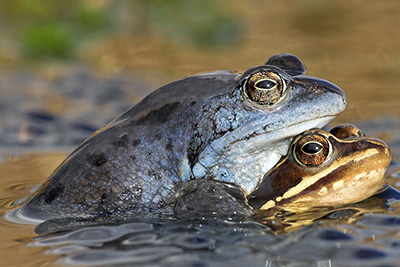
[
  {"xmin": 244, "ymin": 71, "xmax": 286, "ymax": 105},
  {"xmin": 294, "ymin": 133, "xmax": 330, "ymax": 166}
]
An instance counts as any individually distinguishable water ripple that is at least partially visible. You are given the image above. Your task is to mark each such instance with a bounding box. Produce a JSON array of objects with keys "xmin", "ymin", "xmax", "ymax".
[
  {"xmin": 31, "ymin": 222, "xmax": 154, "ymax": 246},
  {"xmin": 59, "ymin": 246, "xmax": 183, "ymax": 266}
]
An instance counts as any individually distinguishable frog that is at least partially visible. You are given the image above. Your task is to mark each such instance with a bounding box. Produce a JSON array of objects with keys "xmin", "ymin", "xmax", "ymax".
[
  {"xmin": 30, "ymin": 124, "xmax": 391, "ymax": 234},
  {"xmin": 248, "ymin": 124, "xmax": 391, "ymax": 211},
  {"xmin": 20, "ymin": 53, "xmax": 347, "ymax": 220}
]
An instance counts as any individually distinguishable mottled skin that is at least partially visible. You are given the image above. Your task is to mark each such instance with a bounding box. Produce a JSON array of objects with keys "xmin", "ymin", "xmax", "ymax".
[
  {"xmin": 21, "ymin": 54, "xmax": 346, "ymax": 220},
  {"xmin": 248, "ymin": 125, "xmax": 391, "ymax": 210},
  {"xmin": 31, "ymin": 125, "xmax": 392, "ymax": 233}
]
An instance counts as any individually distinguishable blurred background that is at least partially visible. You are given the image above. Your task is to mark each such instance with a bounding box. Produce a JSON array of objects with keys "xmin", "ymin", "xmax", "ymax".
[
  {"xmin": 0, "ymin": 2, "xmax": 400, "ymax": 266},
  {"xmin": 0, "ymin": 0, "xmax": 399, "ymax": 149}
]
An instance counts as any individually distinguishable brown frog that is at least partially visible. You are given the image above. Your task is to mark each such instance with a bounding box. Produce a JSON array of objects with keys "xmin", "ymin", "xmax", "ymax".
[{"xmin": 248, "ymin": 124, "xmax": 391, "ymax": 211}]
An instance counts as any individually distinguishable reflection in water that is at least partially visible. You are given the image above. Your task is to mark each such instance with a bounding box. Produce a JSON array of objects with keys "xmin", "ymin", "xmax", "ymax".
[
  {"xmin": 19, "ymin": 196, "xmax": 400, "ymax": 266},
  {"xmin": 1, "ymin": 100, "xmax": 400, "ymax": 265},
  {"xmin": 2, "ymin": 147, "xmax": 400, "ymax": 266},
  {"xmin": 1, "ymin": 129, "xmax": 400, "ymax": 266}
]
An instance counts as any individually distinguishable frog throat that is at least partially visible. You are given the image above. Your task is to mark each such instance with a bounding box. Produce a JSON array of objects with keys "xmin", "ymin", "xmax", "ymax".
[
  {"xmin": 192, "ymin": 115, "xmax": 336, "ymax": 194},
  {"xmin": 260, "ymin": 143, "xmax": 386, "ymax": 210}
]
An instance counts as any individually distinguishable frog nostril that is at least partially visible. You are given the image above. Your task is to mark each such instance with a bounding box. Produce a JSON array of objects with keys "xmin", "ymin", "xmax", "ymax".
[
  {"xmin": 313, "ymin": 84, "xmax": 325, "ymax": 92},
  {"xmin": 352, "ymin": 141, "xmax": 364, "ymax": 151}
]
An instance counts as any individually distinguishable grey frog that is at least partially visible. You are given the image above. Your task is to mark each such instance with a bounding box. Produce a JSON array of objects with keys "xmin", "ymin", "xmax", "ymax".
[{"xmin": 21, "ymin": 54, "xmax": 347, "ymax": 220}]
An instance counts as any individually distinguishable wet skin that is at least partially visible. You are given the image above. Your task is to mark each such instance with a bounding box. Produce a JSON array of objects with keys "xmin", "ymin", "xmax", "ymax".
[
  {"xmin": 30, "ymin": 125, "xmax": 392, "ymax": 230},
  {"xmin": 248, "ymin": 124, "xmax": 391, "ymax": 211},
  {"xmin": 21, "ymin": 54, "xmax": 347, "ymax": 220}
]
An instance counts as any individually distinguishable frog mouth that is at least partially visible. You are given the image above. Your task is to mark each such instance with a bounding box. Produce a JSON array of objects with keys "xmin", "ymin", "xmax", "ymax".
[
  {"xmin": 266, "ymin": 115, "xmax": 337, "ymax": 141},
  {"xmin": 230, "ymin": 114, "xmax": 337, "ymax": 148},
  {"xmin": 198, "ymin": 114, "xmax": 338, "ymax": 169},
  {"xmin": 193, "ymin": 115, "xmax": 338, "ymax": 194}
]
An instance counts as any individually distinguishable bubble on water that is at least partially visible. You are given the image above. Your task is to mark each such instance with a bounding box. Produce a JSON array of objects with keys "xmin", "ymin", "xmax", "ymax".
[{"xmin": 59, "ymin": 246, "xmax": 183, "ymax": 266}]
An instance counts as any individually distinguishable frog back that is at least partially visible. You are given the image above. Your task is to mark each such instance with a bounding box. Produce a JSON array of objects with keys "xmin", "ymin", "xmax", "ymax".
[{"xmin": 21, "ymin": 73, "xmax": 239, "ymax": 219}]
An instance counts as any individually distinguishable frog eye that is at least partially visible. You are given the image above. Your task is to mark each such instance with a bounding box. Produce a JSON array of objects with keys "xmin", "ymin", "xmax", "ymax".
[
  {"xmin": 294, "ymin": 133, "xmax": 331, "ymax": 166},
  {"xmin": 302, "ymin": 142, "xmax": 323, "ymax": 154},
  {"xmin": 243, "ymin": 71, "xmax": 286, "ymax": 105}
]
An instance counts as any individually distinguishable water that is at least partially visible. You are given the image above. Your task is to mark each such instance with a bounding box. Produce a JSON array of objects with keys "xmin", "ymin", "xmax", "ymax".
[
  {"xmin": 1, "ymin": 1, "xmax": 400, "ymax": 266},
  {"xmin": 2, "ymin": 150, "xmax": 400, "ymax": 266}
]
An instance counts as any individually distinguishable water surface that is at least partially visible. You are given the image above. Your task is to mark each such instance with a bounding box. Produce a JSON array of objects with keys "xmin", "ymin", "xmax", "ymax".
[
  {"xmin": 1, "ymin": 1, "xmax": 400, "ymax": 266},
  {"xmin": 2, "ymin": 142, "xmax": 400, "ymax": 266}
]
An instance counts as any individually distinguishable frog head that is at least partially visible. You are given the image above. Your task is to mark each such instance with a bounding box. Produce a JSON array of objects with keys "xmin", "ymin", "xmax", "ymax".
[
  {"xmin": 194, "ymin": 54, "xmax": 347, "ymax": 193},
  {"xmin": 248, "ymin": 124, "xmax": 391, "ymax": 210}
]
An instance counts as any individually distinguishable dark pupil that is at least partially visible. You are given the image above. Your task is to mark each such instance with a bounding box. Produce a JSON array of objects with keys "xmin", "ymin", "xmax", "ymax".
[
  {"xmin": 256, "ymin": 80, "xmax": 276, "ymax": 90},
  {"xmin": 302, "ymin": 142, "xmax": 323, "ymax": 154}
]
